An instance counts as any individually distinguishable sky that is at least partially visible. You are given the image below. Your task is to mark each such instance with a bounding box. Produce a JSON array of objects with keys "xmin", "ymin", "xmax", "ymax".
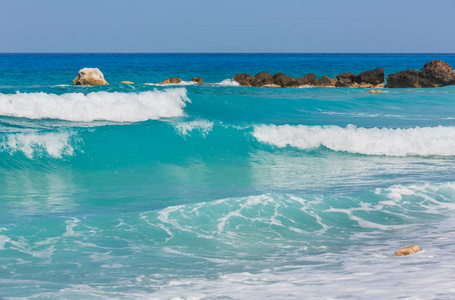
[{"xmin": 0, "ymin": 0, "xmax": 454, "ymax": 53}]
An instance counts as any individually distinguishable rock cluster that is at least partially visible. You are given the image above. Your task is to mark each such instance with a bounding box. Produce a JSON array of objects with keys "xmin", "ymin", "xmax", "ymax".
[
  {"xmin": 72, "ymin": 60, "xmax": 455, "ymax": 89},
  {"xmin": 232, "ymin": 68, "xmax": 385, "ymax": 88},
  {"xmin": 157, "ymin": 77, "xmax": 204, "ymax": 85},
  {"xmin": 387, "ymin": 60, "xmax": 455, "ymax": 88},
  {"xmin": 73, "ymin": 68, "xmax": 109, "ymax": 86}
]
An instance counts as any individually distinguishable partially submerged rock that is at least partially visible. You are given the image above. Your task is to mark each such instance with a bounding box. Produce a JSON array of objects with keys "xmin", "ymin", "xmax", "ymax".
[
  {"xmin": 273, "ymin": 73, "xmax": 300, "ymax": 87},
  {"xmin": 315, "ymin": 75, "xmax": 337, "ymax": 87},
  {"xmin": 387, "ymin": 60, "xmax": 455, "ymax": 88},
  {"xmin": 395, "ymin": 244, "xmax": 421, "ymax": 256},
  {"xmin": 336, "ymin": 72, "xmax": 357, "ymax": 87},
  {"xmin": 191, "ymin": 77, "xmax": 203, "ymax": 84},
  {"xmin": 387, "ymin": 69, "xmax": 420, "ymax": 88},
  {"xmin": 419, "ymin": 60, "xmax": 455, "ymax": 87},
  {"xmin": 159, "ymin": 77, "xmax": 183, "ymax": 85},
  {"xmin": 233, "ymin": 73, "xmax": 254, "ymax": 86},
  {"xmin": 73, "ymin": 68, "xmax": 109, "ymax": 86},
  {"xmin": 368, "ymin": 90, "xmax": 383, "ymax": 93},
  {"xmin": 252, "ymin": 72, "xmax": 274, "ymax": 87},
  {"xmin": 355, "ymin": 67, "xmax": 385, "ymax": 85},
  {"xmin": 298, "ymin": 73, "xmax": 317, "ymax": 86},
  {"xmin": 121, "ymin": 81, "xmax": 134, "ymax": 84}
]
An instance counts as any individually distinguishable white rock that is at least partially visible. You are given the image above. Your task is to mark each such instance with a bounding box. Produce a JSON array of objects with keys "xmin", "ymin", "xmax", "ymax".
[{"xmin": 73, "ymin": 68, "xmax": 109, "ymax": 86}]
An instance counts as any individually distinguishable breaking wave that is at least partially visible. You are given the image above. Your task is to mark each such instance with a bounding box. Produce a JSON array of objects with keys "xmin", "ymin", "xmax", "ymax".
[
  {"xmin": 0, "ymin": 131, "xmax": 76, "ymax": 158},
  {"xmin": 214, "ymin": 79, "xmax": 240, "ymax": 86},
  {"xmin": 253, "ymin": 124, "xmax": 455, "ymax": 156},
  {"xmin": 0, "ymin": 89, "xmax": 189, "ymax": 122},
  {"xmin": 173, "ymin": 120, "xmax": 214, "ymax": 136}
]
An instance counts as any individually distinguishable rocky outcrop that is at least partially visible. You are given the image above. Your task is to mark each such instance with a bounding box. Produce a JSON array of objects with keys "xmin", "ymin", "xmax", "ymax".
[
  {"xmin": 121, "ymin": 81, "xmax": 134, "ymax": 84},
  {"xmin": 419, "ymin": 60, "xmax": 455, "ymax": 87},
  {"xmin": 73, "ymin": 68, "xmax": 109, "ymax": 86},
  {"xmin": 395, "ymin": 244, "xmax": 421, "ymax": 256},
  {"xmin": 273, "ymin": 73, "xmax": 300, "ymax": 87},
  {"xmin": 233, "ymin": 73, "xmax": 254, "ymax": 86},
  {"xmin": 230, "ymin": 60, "xmax": 454, "ymax": 89},
  {"xmin": 191, "ymin": 77, "xmax": 203, "ymax": 84},
  {"xmin": 355, "ymin": 68, "xmax": 385, "ymax": 85},
  {"xmin": 252, "ymin": 72, "xmax": 274, "ymax": 87},
  {"xmin": 367, "ymin": 90, "xmax": 382, "ymax": 93},
  {"xmin": 159, "ymin": 77, "xmax": 183, "ymax": 84},
  {"xmin": 298, "ymin": 73, "xmax": 317, "ymax": 86},
  {"xmin": 387, "ymin": 60, "xmax": 455, "ymax": 88},
  {"xmin": 387, "ymin": 69, "xmax": 420, "ymax": 88},
  {"xmin": 316, "ymin": 75, "xmax": 337, "ymax": 87},
  {"xmin": 336, "ymin": 72, "xmax": 357, "ymax": 87}
]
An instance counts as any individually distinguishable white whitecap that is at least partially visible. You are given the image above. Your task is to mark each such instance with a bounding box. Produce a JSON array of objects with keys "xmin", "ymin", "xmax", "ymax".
[
  {"xmin": 253, "ymin": 124, "xmax": 455, "ymax": 156},
  {"xmin": 174, "ymin": 120, "xmax": 214, "ymax": 136},
  {"xmin": 0, "ymin": 89, "xmax": 189, "ymax": 122},
  {"xmin": 0, "ymin": 131, "xmax": 76, "ymax": 158},
  {"xmin": 214, "ymin": 79, "xmax": 240, "ymax": 87}
]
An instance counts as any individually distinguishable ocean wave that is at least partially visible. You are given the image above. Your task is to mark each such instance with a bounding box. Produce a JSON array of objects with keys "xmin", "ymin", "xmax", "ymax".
[
  {"xmin": 214, "ymin": 79, "xmax": 240, "ymax": 87},
  {"xmin": 138, "ymin": 181, "xmax": 455, "ymax": 249},
  {"xmin": 0, "ymin": 131, "xmax": 76, "ymax": 158},
  {"xmin": 253, "ymin": 124, "xmax": 455, "ymax": 156},
  {"xmin": 0, "ymin": 89, "xmax": 189, "ymax": 122},
  {"xmin": 173, "ymin": 120, "xmax": 214, "ymax": 136}
]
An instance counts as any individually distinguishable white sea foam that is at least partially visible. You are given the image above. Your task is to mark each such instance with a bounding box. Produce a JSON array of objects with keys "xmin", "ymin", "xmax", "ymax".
[
  {"xmin": 253, "ymin": 124, "xmax": 455, "ymax": 156},
  {"xmin": 214, "ymin": 79, "xmax": 240, "ymax": 86},
  {"xmin": 0, "ymin": 131, "xmax": 76, "ymax": 158},
  {"xmin": 174, "ymin": 120, "xmax": 214, "ymax": 136},
  {"xmin": 145, "ymin": 81, "xmax": 197, "ymax": 86},
  {"xmin": 0, "ymin": 89, "xmax": 189, "ymax": 122}
]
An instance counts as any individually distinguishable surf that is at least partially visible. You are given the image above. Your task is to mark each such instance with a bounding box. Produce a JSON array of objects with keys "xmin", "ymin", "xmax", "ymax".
[
  {"xmin": 0, "ymin": 89, "xmax": 189, "ymax": 122},
  {"xmin": 253, "ymin": 124, "xmax": 455, "ymax": 156}
]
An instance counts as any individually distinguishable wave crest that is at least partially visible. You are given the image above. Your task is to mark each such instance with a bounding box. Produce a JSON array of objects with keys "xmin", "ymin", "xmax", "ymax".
[
  {"xmin": 0, "ymin": 131, "xmax": 76, "ymax": 158},
  {"xmin": 214, "ymin": 79, "xmax": 240, "ymax": 87},
  {"xmin": 253, "ymin": 124, "xmax": 455, "ymax": 156},
  {"xmin": 174, "ymin": 120, "xmax": 214, "ymax": 136},
  {"xmin": 0, "ymin": 89, "xmax": 189, "ymax": 122}
]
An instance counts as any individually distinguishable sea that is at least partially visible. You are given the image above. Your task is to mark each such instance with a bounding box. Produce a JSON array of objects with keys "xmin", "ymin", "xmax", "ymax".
[{"xmin": 1, "ymin": 53, "xmax": 455, "ymax": 299}]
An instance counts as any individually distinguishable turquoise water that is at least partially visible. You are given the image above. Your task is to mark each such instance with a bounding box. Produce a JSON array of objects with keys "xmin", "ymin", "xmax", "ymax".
[{"xmin": 1, "ymin": 54, "xmax": 455, "ymax": 299}]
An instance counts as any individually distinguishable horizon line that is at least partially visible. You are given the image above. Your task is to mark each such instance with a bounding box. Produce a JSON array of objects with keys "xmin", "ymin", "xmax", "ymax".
[{"xmin": 1, "ymin": 52, "xmax": 455, "ymax": 55}]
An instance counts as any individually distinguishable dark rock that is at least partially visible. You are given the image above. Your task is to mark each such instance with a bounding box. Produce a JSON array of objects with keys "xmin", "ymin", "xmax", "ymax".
[
  {"xmin": 233, "ymin": 73, "xmax": 254, "ymax": 86},
  {"xmin": 252, "ymin": 72, "xmax": 274, "ymax": 87},
  {"xmin": 297, "ymin": 73, "xmax": 317, "ymax": 86},
  {"xmin": 355, "ymin": 68, "xmax": 385, "ymax": 85},
  {"xmin": 386, "ymin": 69, "xmax": 420, "ymax": 88},
  {"xmin": 191, "ymin": 77, "xmax": 203, "ymax": 84},
  {"xmin": 273, "ymin": 73, "xmax": 300, "ymax": 87},
  {"xmin": 160, "ymin": 77, "xmax": 183, "ymax": 84},
  {"xmin": 419, "ymin": 60, "xmax": 455, "ymax": 87},
  {"xmin": 316, "ymin": 75, "xmax": 337, "ymax": 87},
  {"xmin": 336, "ymin": 72, "xmax": 357, "ymax": 87}
]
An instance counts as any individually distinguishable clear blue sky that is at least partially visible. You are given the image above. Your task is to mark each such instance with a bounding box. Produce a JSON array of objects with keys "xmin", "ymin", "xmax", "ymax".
[{"xmin": 1, "ymin": 0, "xmax": 454, "ymax": 53}]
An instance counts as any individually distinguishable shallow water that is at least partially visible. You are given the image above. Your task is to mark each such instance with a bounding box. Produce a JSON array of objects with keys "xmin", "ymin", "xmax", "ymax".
[{"xmin": 1, "ymin": 54, "xmax": 455, "ymax": 299}]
